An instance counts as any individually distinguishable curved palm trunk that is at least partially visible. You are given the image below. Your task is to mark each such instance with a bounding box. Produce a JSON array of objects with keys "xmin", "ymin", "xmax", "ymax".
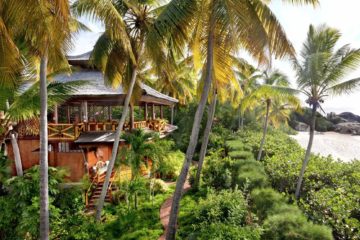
[
  {"xmin": 295, "ymin": 104, "xmax": 317, "ymax": 199},
  {"xmin": 257, "ymin": 99, "xmax": 271, "ymax": 161},
  {"xmin": 166, "ymin": 16, "xmax": 215, "ymax": 240},
  {"xmin": 39, "ymin": 55, "xmax": 49, "ymax": 240},
  {"xmin": 10, "ymin": 133, "xmax": 22, "ymax": 176},
  {"xmin": 96, "ymin": 67, "xmax": 137, "ymax": 221},
  {"xmin": 194, "ymin": 91, "xmax": 217, "ymax": 189}
]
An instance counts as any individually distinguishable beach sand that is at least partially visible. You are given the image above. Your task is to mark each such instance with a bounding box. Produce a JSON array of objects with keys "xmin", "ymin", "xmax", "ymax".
[{"xmin": 290, "ymin": 131, "xmax": 360, "ymax": 162}]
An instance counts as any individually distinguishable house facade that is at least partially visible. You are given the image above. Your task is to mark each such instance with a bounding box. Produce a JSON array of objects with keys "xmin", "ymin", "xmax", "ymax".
[{"xmin": 5, "ymin": 51, "xmax": 178, "ymax": 184}]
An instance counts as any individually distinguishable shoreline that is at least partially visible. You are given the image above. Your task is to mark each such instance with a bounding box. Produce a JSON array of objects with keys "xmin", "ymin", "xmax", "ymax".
[{"xmin": 290, "ymin": 131, "xmax": 360, "ymax": 163}]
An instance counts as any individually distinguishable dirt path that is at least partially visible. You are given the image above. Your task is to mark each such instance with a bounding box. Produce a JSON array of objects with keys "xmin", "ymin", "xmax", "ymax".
[{"xmin": 158, "ymin": 180, "xmax": 191, "ymax": 240}]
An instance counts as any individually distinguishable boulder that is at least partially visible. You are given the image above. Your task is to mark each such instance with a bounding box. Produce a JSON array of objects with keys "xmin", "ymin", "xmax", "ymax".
[
  {"xmin": 338, "ymin": 112, "xmax": 360, "ymax": 123},
  {"xmin": 334, "ymin": 122, "xmax": 360, "ymax": 135},
  {"xmin": 293, "ymin": 121, "xmax": 309, "ymax": 132}
]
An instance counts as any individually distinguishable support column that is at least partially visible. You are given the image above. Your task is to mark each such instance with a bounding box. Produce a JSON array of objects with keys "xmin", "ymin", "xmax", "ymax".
[
  {"xmin": 152, "ymin": 104, "xmax": 155, "ymax": 119},
  {"xmin": 130, "ymin": 104, "xmax": 134, "ymax": 129},
  {"xmin": 160, "ymin": 105, "xmax": 164, "ymax": 119},
  {"xmin": 67, "ymin": 105, "xmax": 70, "ymax": 123},
  {"xmin": 171, "ymin": 105, "xmax": 174, "ymax": 125},
  {"xmin": 144, "ymin": 103, "xmax": 148, "ymax": 121},
  {"xmin": 53, "ymin": 104, "xmax": 58, "ymax": 124},
  {"xmin": 108, "ymin": 106, "xmax": 112, "ymax": 121},
  {"xmin": 82, "ymin": 101, "xmax": 88, "ymax": 122}
]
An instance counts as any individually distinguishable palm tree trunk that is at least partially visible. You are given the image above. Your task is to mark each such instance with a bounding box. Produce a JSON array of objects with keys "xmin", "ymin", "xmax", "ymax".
[
  {"xmin": 39, "ymin": 55, "xmax": 49, "ymax": 240},
  {"xmin": 166, "ymin": 14, "xmax": 215, "ymax": 240},
  {"xmin": 295, "ymin": 104, "xmax": 317, "ymax": 199},
  {"xmin": 95, "ymin": 67, "xmax": 138, "ymax": 221},
  {"xmin": 257, "ymin": 99, "xmax": 271, "ymax": 161},
  {"xmin": 194, "ymin": 91, "xmax": 217, "ymax": 189},
  {"xmin": 10, "ymin": 133, "xmax": 22, "ymax": 176}
]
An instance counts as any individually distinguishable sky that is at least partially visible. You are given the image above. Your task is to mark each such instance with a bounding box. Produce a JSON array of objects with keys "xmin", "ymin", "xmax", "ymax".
[{"xmin": 71, "ymin": 0, "xmax": 360, "ymax": 115}]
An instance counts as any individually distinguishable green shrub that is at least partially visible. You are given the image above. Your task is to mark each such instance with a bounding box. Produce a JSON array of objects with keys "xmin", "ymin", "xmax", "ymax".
[
  {"xmin": 191, "ymin": 223, "xmax": 261, "ymax": 240},
  {"xmin": 262, "ymin": 212, "xmax": 333, "ymax": 240},
  {"xmin": 226, "ymin": 140, "xmax": 245, "ymax": 151},
  {"xmin": 194, "ymin": 189, "xmax": 248, "ymax": 226},
  {"xmin": 202, "ymin": 152, "xmax": 233, "ymax": 190},
  {"xmin": 228, "ymin": 150, "xmax": 254, "ymax": 160},
  {"xmin": 156, "ymin": 150, "xmax": 184, "ymax": 180},
  {"xmin": 232, "ymin": 160, "xmax": 269, "ymax": 191},
  {"xmin": 250, "ymin": 188, "xmax": 285, "ymax": 221},
  {"xmin": 149, "ymin": 178, "xmax": 169, "ymax": 194}
]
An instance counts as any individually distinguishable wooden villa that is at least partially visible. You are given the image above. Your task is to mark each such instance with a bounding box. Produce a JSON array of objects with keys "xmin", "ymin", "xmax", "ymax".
[{"xmin": 4, "ymin": 51, "xmax": 178, "ymax": 207}]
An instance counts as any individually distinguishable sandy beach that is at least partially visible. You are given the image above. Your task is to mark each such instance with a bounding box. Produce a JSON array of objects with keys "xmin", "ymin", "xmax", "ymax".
[{"xmin": 290, "ymin": 131, "xmax": 360, "ymax": 162}]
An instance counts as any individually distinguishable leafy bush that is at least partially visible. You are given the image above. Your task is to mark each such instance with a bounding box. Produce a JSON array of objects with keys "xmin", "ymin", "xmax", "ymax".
[
  {"xmin": 202, "ymin": 151, "xmax": 233, "ymax": 190},
  {"xmin": 156, "ymin": 150, "xmax": 184, "ymax": 180},
  {"xmin": 0, "ymin": 166, "xmax": 86, "ymax": 239},
  {"xmin": 235, "ymin": 129, "xmax": 360, "ymax": 239},
  {"xmin": 228, "ymin": 150, "xmax": 254, "ymax": 160},
  {"xmin": 232, "ymin": 159, "xmax": 269, "ymax": 191},
  {"xmin": 262, "ymin": 211, "xmax": 333, "ymax": 240},
  {"xmin": 194, "ymin": 189, "xmax": 248, "ymax": 226},
  {"xmin": 149, "ymin": 178, "xmax": 169, "ymax": 194},
  {"xmin": 250, "ymin": 188, "xmax": 285, "ymax": 221},
  {"xmin": 191, "ymin": 223, "xmax": 261, "ymax": 240}
]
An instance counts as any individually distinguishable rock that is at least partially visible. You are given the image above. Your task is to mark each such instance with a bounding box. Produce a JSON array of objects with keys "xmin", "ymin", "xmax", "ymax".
[
  {"xmin": 334, "ymin": 122, "xmax": 360, "ymax": 135},
  {"xmin": 293, "ymin": 121, "xmax": 309, "ymax": 132},
  {"xmin": 338, "ymin": 112, "xmax": 360, "ymax": 123}
]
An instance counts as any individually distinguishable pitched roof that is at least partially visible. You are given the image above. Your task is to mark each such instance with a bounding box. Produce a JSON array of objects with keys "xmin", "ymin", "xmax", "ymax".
[{"xmin": 52, "ymin": 70, "xmax": 178, "ymax": 103}]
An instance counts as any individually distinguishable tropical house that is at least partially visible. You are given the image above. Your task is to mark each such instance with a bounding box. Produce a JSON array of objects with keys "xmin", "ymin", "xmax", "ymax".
[{"xmin": 4, "ymin": 51, "xmax": 178, "ymax": 207}]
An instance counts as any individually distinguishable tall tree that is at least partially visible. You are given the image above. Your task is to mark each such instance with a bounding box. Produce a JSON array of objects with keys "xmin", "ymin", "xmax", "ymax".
[
  {"xmin": 5, "ymin": 2, "xmax": 76, "ymax": 238},
  {"xmin": 149, "ymin": 0, "xmax": 319, "ymax": 239},
  {"xmin": 253, "ymin": 70, "xmax": 294, "ymax": 161},
  {"xmin": 294, "ymin": 24, "xmax": 360, "ymax": 199},
  {"xmin": 73, "ymin": 0, "xmax": 176, "ymax": 220}
]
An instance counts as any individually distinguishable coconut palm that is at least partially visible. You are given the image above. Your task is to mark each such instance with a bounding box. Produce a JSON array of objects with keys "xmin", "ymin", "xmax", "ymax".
[
  {"xmin": 294, "ymin": 25, "xmax": 360, "ymax": 199},
  {"xmin": 250, "ymin": 70, "xmax": 297, "ymax": 161},
  {"xmin": 143, "ymin": 56, "xmax": 197, "ymax": 105},
  {"xmin": 72, "ymin": 0, "xmax": 178, "ymax": 220},
  {"xmin": 1, "ymin": 1, "xmax": 74, "ymax": 238},
  {"xmin": 234, "ymin": 58, "xmax": 261, "ymax": 129},
  {"xmin": 149, "ymin": 1, "xmax": 319, "ymax": 238}
]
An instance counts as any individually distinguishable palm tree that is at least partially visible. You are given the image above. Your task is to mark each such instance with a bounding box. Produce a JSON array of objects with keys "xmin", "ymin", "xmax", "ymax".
[
  {"xmin": 121, "ymin": 129, "xmax": 162, "ymax": 208},
  {"xmin": 294, "ymin": 25, "xmax": 360, "ymax": 199},
  {"xmin": 143, "ymin": 56, "xmax": 197, "ymax": 105},
  {"xmin": 72, "ymin": 0, "xmax": 177, "ymax": 220},
  {"xmin": 252, "ymin": 70, "xmax": 295, "ymax": 161},
  {"xmin": 149, "ymin": 1, "xmax": 319, "ymax": 239}
]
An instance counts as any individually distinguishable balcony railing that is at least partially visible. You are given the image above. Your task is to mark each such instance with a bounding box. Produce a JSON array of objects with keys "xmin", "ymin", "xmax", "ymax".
[{"xmin": 47, "ymin": 119, "xmax": 168, "ymax": 141}]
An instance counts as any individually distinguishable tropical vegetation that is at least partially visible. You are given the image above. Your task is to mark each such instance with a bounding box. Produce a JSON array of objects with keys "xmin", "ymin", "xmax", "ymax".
[{"xmin": 2, "ymin": 0, "xmax": 360, "ymax": 239}]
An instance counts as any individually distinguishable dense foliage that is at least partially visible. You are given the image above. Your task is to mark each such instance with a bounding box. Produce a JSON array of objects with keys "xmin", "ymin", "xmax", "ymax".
[{"xmin": 236, "ymin": 128, "xmax": 360, "ymax": 239}]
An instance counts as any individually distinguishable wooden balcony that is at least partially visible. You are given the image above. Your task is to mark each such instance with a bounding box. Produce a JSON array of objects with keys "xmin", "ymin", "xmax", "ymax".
[{"xmin": 47, "ymin": 119, "xmax": 169, "ymax": 141}]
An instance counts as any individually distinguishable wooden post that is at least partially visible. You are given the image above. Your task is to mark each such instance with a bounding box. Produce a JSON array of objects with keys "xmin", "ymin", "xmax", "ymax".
[
  {"xmin": 53, "ymin": 104, "xmax": 58, "ymax": 124},
  {"xmin": 130, "ymin": 104, "xmax": 134, "ymax": 129},
  {"xmin": 67, "ymin": 105, "xmax": 70, "ymax": 123},
  {"xmin": 144, "ymin": 103, "xmax": 148, "ymax": 120},
  {"xmin": 152, "ymin": 104, "xmax": 155, "ymax": 119},
  {"xmin": 171, "ymin": 105, "xmax": 174, "ymax": 125},
  {"xmin": 83, "ymin": 101, "xmax": 88, "ymax": 122},
  {"xmin": 160, "ymin": 105, "xmax": 164, "ymax": 119},
  {"xmin": 108, "ymin": 106, "xmax": 112, "ymax": 121}
]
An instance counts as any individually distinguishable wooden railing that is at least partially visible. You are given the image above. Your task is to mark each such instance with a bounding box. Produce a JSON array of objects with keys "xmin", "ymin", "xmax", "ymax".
[
  {"xmin": 48, "ymin": 119, "xmax": 169, "ymax": 141},
  {"xmin": 48, "ymin": 123, "xmax": 85, "ymax": 141},
  {"xmin": 133, "ymin": 121, "xmax": 147, "ymax": 129}
]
